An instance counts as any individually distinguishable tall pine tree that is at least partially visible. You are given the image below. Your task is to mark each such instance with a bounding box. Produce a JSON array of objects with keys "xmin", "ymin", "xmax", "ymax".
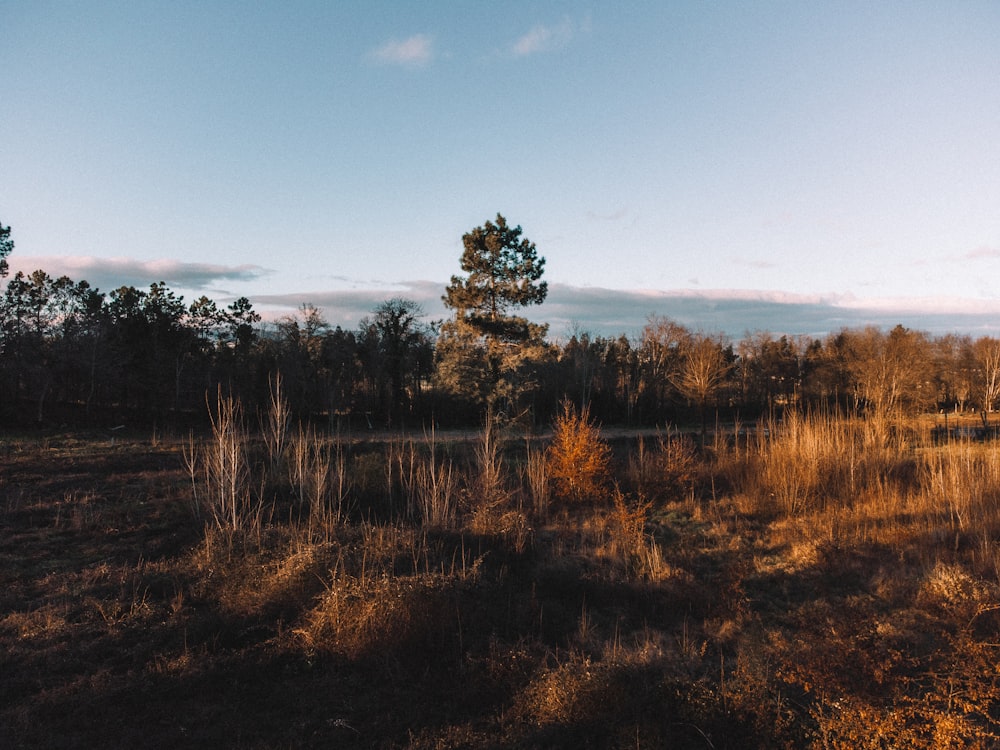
[{"xmin": 438, "ymin": 214, "xmax": 550, "ymax": 419}]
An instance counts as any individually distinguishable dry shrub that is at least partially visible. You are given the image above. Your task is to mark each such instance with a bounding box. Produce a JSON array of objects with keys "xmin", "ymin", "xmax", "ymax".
[
  {"xmin": 627, "ymin": 434, "xmax": 698, "ymax": 504},
  {"xmin": 514, "ymin": 653, "xmax": 771, "ymax": 747},
  {"xmin": 910, "ymin": 633, "xmax": 1000, "ymax": 747},
  {"xmin": 770, "ymin": 580, "xmax": 1000, "ymax": 749},
  {"xmin": 1, "ymin": 605, "xmax": 68, "ymax": 638},
  {"xmin": 546, "ymin": 401, "xmax": 612, "ymax": 504},
  {"xmin": 467, "ymin": 505, "xmax": 532, "ymax": 552},
  {"xmin": 810, "ymin": 659, "xmax": 1000, "ymax": 750},
  {"xmin": 463, "ymin": 415, "xmax": 532, "ymax": 549},
  {"xmin": 519, "ymin": 657, "xmax": 616, "ymax": 726},
  {"xmin": 472, "ymin": 411, "xmax": 507, "ymax": 508},
  {"xmin": 516, "ymin": 657, "xmax": 667, "ymax": 734},
  {"xmin": 607, "ymin": 489, "xmax": 655, "ymax": 579},
  {"xmin": 918, "ymin": 561, "xmax": 995, "ymax": 619},
  {"xmin": 390, "ymin": 432, "xmax": 459, "ymax": 527},
  {"xmin": 189, "ymin": 529, "xmax": 331, "ymax": 618},
  {"xmin": 809, "ymin": 698, "xmax": 915, "ymax": 749},
  {"xmin": 297, "ymin": 572, "xmax": 460, "ymax": 664}
]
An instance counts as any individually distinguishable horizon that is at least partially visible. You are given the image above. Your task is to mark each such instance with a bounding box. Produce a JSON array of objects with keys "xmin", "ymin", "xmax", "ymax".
[
  {"xmin": 7, "ymin": 253, "xmax": 1000, "ymax": 342},
  {"xmin": 3, "ymin": 2, "xmax": 998, "ymax": 340}
]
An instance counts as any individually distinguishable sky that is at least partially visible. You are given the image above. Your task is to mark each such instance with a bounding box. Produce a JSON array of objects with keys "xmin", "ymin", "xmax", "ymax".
[{"xmin": 2, "ymin": 1, "xmax": 999, "ymax": 340}]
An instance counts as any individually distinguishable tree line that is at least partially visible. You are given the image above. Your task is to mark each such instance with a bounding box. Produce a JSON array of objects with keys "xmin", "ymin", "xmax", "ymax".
[{"xmin": 2, "ymin": 214, "xmax": 999, "ymax": 430}]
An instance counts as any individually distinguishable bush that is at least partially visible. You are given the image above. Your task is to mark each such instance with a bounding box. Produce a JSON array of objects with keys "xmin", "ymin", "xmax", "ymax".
[
  {"xmin": 546, "ymin": 401, "xmax": 612, "ymax": 503},
  {"xmin": 627, "ymin": 434, "xmax": 698, "ymax": 504}
]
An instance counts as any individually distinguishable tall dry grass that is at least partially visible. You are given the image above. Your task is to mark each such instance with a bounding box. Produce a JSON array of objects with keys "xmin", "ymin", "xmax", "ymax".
[
  {"xmin": 722, "ymin": 410, "xmax": 908, "ymax": 517},
  {"xmin": 390, "ymin": 429, "xmax": 459, "ymax": 528},
  {"xmin": 177, "ymin": 396, "xmax": 1000, "ymax": 745},
  {"xmin": 203, "ymin": 388, "xmax": 258, "ymax": 532},
  {"xmin": 262, "ymin": 373, "xmax": 290, "ymax": 477},
  {"xmin": 288, "ymin": 425, "xmax": 351, "ymax": 536},
  {"xmin": 718, "ymin": 410, "xmax": 1000, "ymax": 582},
  {"xmin": 522, "ymin": 439, "xmax": 549, "ymax": 518}
]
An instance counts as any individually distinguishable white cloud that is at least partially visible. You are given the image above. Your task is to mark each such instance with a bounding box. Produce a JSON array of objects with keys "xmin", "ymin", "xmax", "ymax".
[
  {"xmin": 245, "ymin": 281, "xmax": 1000, "ymax": 341},
  {"xmin": 6, "ymin": 255, "xmax": 269, "ymax": 293},
  {"xmin": 370, "ymin": 34, "xmax": 434, "ymax": 67},
  {"xmin": 512, "ymin": 17, "xmax": 576, "ymax": 57}
]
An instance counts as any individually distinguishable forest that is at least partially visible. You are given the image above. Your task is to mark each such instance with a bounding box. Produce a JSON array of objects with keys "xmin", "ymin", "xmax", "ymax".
[{"xmin": 5, "ymin": 216, "xmax": 1000, "ymax": 748}]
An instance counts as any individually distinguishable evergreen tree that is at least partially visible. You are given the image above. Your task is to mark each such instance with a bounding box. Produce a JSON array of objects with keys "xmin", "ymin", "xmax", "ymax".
[
  {"xmin": 443, "ymin": 213, "xmax": 547, "ymax": 344},
  {"xmin": 439, "ymin": 214, "xmax": 549, "ymax": 418},
  {"xmin": 0, "ymin": 219, "xmax": 12, "ymax": 278}
]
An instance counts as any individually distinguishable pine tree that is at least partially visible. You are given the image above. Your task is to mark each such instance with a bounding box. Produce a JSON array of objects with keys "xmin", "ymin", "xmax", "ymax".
[
  {"xmin": 443, "ymin": 213, "xmax": 547, "ymax": 344},
  {"xmin": 438, "ymin": 214, "xmax": 550, "ymax": 418},
  {"xmin": 0, "ymin": 219, "xmax": 14, "ymax": 278}
]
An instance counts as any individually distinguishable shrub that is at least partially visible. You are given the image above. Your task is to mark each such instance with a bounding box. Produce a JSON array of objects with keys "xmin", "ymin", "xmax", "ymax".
[
  {"xmin": 546, "ymin": 401, "xmax": 612, "ymax": 503},
  {"xmin": 627, "ymin": 434, "xmax": 698, "ymax": 503}
]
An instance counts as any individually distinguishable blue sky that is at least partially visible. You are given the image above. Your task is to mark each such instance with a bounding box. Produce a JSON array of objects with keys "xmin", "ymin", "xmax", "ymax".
[{"xmin": 3, "ymin": 1, "xmax": 999, "ymax": 339}]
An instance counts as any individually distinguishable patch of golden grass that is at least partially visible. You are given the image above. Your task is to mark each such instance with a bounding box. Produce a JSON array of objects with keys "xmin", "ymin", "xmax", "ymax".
[
  {"xmin": 0, "ymin": 605, "xmax": 69, "ymax": 639},
  {"xmin": 918, "ymin": 561, "xmax": 996, "ymax": 619},
  {"xmin": 296, "ymin": 571, "xmax": 464, "ymax": 663},
  {"xmin": 518, "ymin": 656, "xmax": 619, "ymax": 727}
]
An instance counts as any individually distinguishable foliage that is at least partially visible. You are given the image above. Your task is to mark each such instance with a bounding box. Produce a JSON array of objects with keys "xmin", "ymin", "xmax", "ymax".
[
  {"xmin": 438, "ymin": 214, "xmax": 550, "ymax": 416},
  {"xmin": 443, "ymin": 213, "xmax": 547, "ymax": 343},
  {"xmin": 0, "ymin": 218, "xmax": 12, "ymax": 278},
  {"xmin": 7, "ymin": 252, "xmax": 1000, "ymax": 430},
  {"xmin": 357, "ymin": 298, "xmax": 432, "ymax": 427},
  {"xmin": 545, "ymin": 400, "xmax": 612, "ymax": 503}
]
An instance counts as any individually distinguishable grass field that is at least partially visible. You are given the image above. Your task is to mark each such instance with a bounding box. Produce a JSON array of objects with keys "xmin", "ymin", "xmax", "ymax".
[{"xmin": 3, "ymin": 407, "xmax": 1000, "ymax": 748}]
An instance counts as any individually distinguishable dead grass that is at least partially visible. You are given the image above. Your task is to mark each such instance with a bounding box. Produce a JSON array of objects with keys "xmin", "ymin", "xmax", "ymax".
[{"xmin": 5, "ymin": 411, "xmax": 1000, "ymax": 747}]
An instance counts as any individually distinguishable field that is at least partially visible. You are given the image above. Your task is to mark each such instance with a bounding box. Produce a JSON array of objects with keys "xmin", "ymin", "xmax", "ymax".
[{"xmin": 3, "ymin": 406, "xmax": 1000, "ymax": 748}]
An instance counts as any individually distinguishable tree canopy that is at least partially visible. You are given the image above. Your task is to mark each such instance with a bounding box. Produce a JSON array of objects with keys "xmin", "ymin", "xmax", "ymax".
[
  {"xmin": 438, "ymin": 215, "xmax": 551, "ymax": 418},
  {"xmin": 443, "ymin": 213, "xmax": 547, "ymax": 344},
  {"xmin": 0, "ymin": 219, "xmax": 13, "ymax": 278}
]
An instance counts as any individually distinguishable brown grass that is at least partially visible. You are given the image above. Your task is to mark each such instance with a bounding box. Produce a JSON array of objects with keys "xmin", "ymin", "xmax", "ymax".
[{"xmin": 5, "ymin": 410, "xmax": 1000, "ymax": 747}]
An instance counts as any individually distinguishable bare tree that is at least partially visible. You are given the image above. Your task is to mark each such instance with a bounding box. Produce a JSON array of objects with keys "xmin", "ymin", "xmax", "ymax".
[
  {"xmin": 974, "ymin": 336, "xmax": 1000, "ymax": 413},
  {"xmin": 933, "ymin": 333, "xmax": 974, "ymax": 412},
  {"xmin": 672, "ymin": 332, "xmax": 733, "ymax": 442},
  {"xmin": 638, "ymin": 315, "xmax": 687, "ymax": 420},
  {"xmin": 358, "ymin": 298, "xmax": 431, "ymax": 427},
  {"xmin": 841, "ymin": 325, "xmax": 934, "ymax": 417}
]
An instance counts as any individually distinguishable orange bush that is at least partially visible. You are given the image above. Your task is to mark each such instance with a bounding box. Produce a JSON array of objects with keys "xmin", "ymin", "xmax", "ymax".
[{"xmin": 545, "ymin": 401, "xmax": 612, "ymax": 503}]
